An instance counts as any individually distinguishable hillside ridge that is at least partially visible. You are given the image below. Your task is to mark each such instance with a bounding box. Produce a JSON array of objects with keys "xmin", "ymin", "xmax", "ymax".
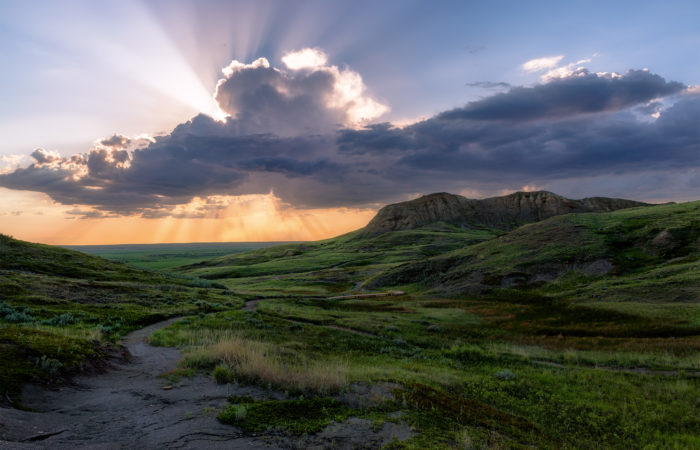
[{"xmin": 362, "ymin": 190, "xmax": 649, "ymax": 235}]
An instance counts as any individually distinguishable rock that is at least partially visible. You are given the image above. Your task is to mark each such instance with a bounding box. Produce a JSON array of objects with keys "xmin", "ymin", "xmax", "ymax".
[
  {"xmin": 651, "ymin": 229, "xmax": 675, "ymax": 249},
  {"xmin": 363, "ymin": 191, "xmax": 648, "ymax": 236},
  {"xmin": 581, "ymin": 259, "xmax": 614, "ymax": 276}
]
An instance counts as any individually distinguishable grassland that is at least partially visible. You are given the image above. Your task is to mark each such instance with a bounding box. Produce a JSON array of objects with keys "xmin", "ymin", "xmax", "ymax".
[
  {"xmin": 150, "ymin": 200, "xmax": 699, "ymax": 448},
  {"xmin": 0, "ymin": 234, "xmax": 239, "ymax": 404},
  {"xmin": 150, "ymin": 297, "xmax": 699, "ymax": 448},
  {"xmin": 64, "ymin": 242, "xmax": 283, "ymax": 270},
  {"xmin": 2, "ymin": 200, "xmax": 698, "ymax": 448}
]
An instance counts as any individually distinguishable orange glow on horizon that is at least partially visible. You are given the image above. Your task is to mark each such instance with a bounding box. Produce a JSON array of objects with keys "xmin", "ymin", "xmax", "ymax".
[{"xmin": 0, "ymin": 189, "xmax": 377, "ymax": 245}]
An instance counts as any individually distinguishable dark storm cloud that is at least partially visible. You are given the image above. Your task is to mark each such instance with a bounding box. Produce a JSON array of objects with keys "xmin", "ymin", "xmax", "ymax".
[
  {"xmin": 237, "ymin": 157, "xmax": 340, "ymax": 177},
  {"xmin": 337, "ymin": 123, "xmax": 417, "ymax": 154},
  {"xmin": 441, "ymin": 69, "xmax": 685, "ymax": 121},
  {"xmin": 0, "ymin": 67, "xmax": 697, "ymax": 215}
]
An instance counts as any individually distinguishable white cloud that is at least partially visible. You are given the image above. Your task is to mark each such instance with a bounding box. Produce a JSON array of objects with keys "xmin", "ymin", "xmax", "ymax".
[
  {"xmin": 281, "ymin": 48, "xmax": 328, "ymax": 70},
  {"xmin": 0, "ymin": 154, "xmax": 30, "ymax": 174},
  {"xmin": 327, "ymin": 65, "xmax": 389, "ymax": 125},
  {"xmin": 541, "ymin": 64, "xmax": 587, "ymax": 81},
  {"xmin": 522, "ymin": 55, "xmax": 564, "ymax": 73},
  {"xmin": 221, "ymin": 57, "xmax": 271, "ymax": 78},
  {"xmin": 214, "ymin": 48, "xmax": 388, "ymax": 134},
  {"xmin": 523, "ymin": 54, "xmax": 599, "ymax": 82}
]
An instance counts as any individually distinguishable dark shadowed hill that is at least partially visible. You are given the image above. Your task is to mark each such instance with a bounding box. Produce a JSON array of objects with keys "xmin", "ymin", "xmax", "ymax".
[{"xmin": 362, "ymin": 191, "xmax": 649, "ymax": 236}]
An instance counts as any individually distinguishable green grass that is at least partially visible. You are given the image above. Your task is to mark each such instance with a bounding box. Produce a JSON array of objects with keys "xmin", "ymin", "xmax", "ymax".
[
  {"xmin": 64, "ymin": 242, "xmax": 283, "ymax": 270},
  {"xmin": 218, "ymin": 397, "xmax": 352, "ymax": 434},
  {"xmin": 2, "ymin": 200, "xmax": 699, "ymax": 447},
  {"xmin": 0, "ymin": 234, "xmax": 239, "ymax": 403},
  {"xmin": 150, "ymin": 300, "xmax": 699, "ymax": 448},
  {"xmin": 161, "ymin": 200, "xmax": 700, "ymax": 447},
  {"xmin": 369, "ymin": 200, "xmax": 700, "ymax": 297},
  {"xmin": 176, "ymin": 228, "xmax": 495, "ymax": 281}
]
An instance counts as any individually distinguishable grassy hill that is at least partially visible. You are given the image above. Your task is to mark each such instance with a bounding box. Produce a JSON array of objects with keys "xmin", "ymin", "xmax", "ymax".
[
  {"xmin": 165, "ymin": 198, "xmax": 699, "ymax": 447},
  {"xmin": 2, "ymin": 195, "xmax": 698, "ymax": 447},
  {"xmin": 175, "ymin": 226, "xmax": 496, "ymax": 295},
  {"xmin": 371, "ymin": 201, "xmax": 699, "ymax": 293},
  {"xmin": 0, "ymin": 234, "xmax": 238, "ymax": 403}
]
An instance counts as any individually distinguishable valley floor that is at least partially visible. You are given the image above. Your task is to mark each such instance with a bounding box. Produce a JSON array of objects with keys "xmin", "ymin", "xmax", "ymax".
[{"xmin": 0, "ymin": 316, "xmax": 412, "ymax": 449}]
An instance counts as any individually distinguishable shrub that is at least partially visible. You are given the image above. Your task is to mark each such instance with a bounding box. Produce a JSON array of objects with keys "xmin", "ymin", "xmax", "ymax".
[
  {"xmin": 42, "ymin": 312, "xmax": 76, "ymax": 327},
  {"xmin": 33, "ymin": 355, "xmax": 63, "ymax": 377},
  {"xmin": 0, "ymin": 302, "xmax": 35, "ymax": 322},
  {"xmin": 213, "ymin": 365, "xmax": 234, "ymax": 384},
  {"xmin": 231, "ymin": 404, "xmax": 247, "ymax": 420},
  {"xmin": 494, "ymin": 369, "xmax": 516, "ymax": 381},
  {"xmin": 218, "ymin": 398, "xmax": 350, "ymax": 434},
  {"xmin": 442, "ymin": 344, "xmax": 488, "ymax": 364},
  {"xmin": 4, "ymin": 310, "xmax": 35, "ymax": 323}
]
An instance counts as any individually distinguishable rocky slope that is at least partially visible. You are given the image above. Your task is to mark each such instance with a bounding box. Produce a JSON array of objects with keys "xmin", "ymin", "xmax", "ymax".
[{"xmin": 362, "ymin": 191, "xmax": 648, "ymax": 235}]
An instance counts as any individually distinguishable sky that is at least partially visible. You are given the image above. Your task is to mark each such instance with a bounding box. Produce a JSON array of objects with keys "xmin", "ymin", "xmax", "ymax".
[{"xmin": 0, "ymin": 0, "xmax": 698, "ymax": 244}]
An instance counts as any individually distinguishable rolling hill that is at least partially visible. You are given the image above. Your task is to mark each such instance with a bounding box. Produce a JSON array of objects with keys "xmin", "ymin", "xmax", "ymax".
[
  {"xmin": 176, "ymin": 192, "xmax": 699, "ymax": 333},
  {"xmin": 2, "ymin": 192, "xmax": 699, "ymax": 447},
  {"xmin": 0, "ymin": 234, "xmax": 236, "ymax": 403},
  {"xmin": 167, "ymin": 192, "xmax": 699, "ymax": 447}
]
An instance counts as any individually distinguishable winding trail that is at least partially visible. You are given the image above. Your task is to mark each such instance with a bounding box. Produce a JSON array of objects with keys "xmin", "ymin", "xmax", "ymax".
[{"xmin": 0, "ymin": 318, "xmax": 278, "ymax": 449}]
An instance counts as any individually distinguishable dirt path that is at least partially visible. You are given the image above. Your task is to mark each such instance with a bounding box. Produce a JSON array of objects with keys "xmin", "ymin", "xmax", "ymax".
[{"xmin": 0, "ymin": 318, "xmax": 279, "ymax": 449}]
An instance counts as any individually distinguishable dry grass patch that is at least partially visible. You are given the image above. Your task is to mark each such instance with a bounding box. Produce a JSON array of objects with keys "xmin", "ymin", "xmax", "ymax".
[{"xmin": 182, "ymin": 333, "xmax": 347, "ymax": 394}]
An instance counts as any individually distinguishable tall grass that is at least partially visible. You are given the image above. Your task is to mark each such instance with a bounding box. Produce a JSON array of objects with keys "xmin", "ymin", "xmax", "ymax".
[{"xmin": 150, "ymin": 328, "xmax": 346, "ymax": 394}]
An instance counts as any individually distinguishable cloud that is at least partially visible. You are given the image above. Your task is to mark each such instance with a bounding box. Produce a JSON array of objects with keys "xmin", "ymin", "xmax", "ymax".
[
  {"xmin": 281, "ymin": 48, "xmax": 328, "ymax": 69},
  {"xmin": 522, "ymin": 55, "xmax": 564, "ymax": 72},
  {"xmin": 523, "ymin": 55, "xmax": 599, "ymax": 82},
  {"xmin": 464, "ymin": 45, "xmax": 486, "ymax": 55},
  {"xmin": 466, "ymin": 81, "xmax": 511, "ymax": 90},
  {"xmin": 0, "ymin": 51, "xmax": 697, "ymax": 215},
  {"xmin": 213, "ymin": 48, "xmax": 388, "ymax": 136},
  {"xmin": 30, "ymin": 148, "xmax": 62, "ymax": 165},
  {"xmin": 0, "ymin": 154, "xmax": 30, "ymax": 174},
  {"xmin": 98, "ymin": 134, "xmax": 131, "ymax": 149},
  {"xmin": 439, "ymin": 69, "xmax": 685, "ymax": 121}
]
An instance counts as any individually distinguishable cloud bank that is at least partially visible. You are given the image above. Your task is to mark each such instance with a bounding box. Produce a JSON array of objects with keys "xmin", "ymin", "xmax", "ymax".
[{"xmin": 0, "ymin": 50, "xmax": 697, "ymax": 216}]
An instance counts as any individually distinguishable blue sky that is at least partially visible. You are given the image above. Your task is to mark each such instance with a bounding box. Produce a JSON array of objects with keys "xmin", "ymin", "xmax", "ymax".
[
  {"xmin": 0, "ymin": 0, "xmax": 698, "ymax": 244},
  {"xmin": 1, "ymin": 0, "xmax": 698, "ymax": 154}
]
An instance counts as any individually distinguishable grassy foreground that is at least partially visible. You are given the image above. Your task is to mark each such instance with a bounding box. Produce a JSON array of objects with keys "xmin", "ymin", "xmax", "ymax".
[
  {"xmin": 0, "ymin": 234, "xmax": 239, "ymax": 403},
  {"xmin": 150, "ymin": 297, "xmax": 698, "ymax": 448},
  {"xmin": 157, "ymin": 200, "xmax": 699, "ymax": 448},
  {"xmin": 2, "ymin": 199, "xmax": 698, "ymax": 447}
]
